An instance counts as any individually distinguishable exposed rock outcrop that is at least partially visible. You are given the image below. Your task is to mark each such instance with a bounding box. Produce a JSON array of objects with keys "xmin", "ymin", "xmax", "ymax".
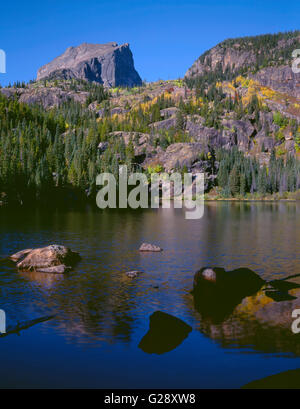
[
  {"xmin": 0, "ymin": 86, "xmax": 89, "ymax": 108},
  {"xmin": 160, "ymin": 107, "xmax": 179, "ymax": 118},
  {"xmin": 108, "ymin": 131, "xmax": 155, "ymax": 159},
  {"xmin": 149, "ymin": 117, "xmax": 177, "ymax": 130},
  {"xmin": 143, "ymin": 142, "xmax": 209, "ymax": 172},
  {"xmin": 185, "ymin": 44, "xmax": 256, "ymax": 78},
  {"xmin": 37, "ymin": 42, "xmax": 142, "ymax": 87},
  {"xmin": 185, "ymin": 31, "xmax": 300, "ymax": 79},
  {"xmin": 252, "ymin": 65, "xmax": 300, "ymax": 99}
]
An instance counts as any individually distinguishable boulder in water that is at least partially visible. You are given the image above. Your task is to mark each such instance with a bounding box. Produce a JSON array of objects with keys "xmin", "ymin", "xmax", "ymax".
[
  {"xmin": 193, "ymin": 267, "xmax": 265, "ymax": 323},
  {"xmin": 126, "ymin": 270, "xmax": 143, "ymax": 278},
  {"xmin": 10, "ymin": 245, "xmax": 80, "ymax": 274},
  {"xmin": 139, "ymin": 243, "xmax": 162, "ymax": 252}
]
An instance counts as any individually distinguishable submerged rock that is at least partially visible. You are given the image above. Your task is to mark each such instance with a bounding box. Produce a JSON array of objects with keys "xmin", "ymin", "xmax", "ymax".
[
  {"xmin": 36, "ymin": 265, "xmax": 72, "ymax": 274},
  {"xmin": 139, "ymin": 243, "xmax": 162, "ymax": 252},
  {"xmin": 139, "ymin": 311, "xmax": 192, "ymax": 354},
  {"xmin": 10, "ymin": 245, "xmax": 80, "ymax": 274}
]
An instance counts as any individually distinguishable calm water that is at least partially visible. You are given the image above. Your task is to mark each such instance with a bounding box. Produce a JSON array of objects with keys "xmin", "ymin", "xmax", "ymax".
[{"xmin": 0, "ymin": 202, "xmax": 300, "ymax": 388}]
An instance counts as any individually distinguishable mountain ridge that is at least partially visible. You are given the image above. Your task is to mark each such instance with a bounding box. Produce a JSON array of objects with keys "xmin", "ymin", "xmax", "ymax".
[{"xmin": 185, "ymin": 30, "xmax": 300, "ymax": 80}]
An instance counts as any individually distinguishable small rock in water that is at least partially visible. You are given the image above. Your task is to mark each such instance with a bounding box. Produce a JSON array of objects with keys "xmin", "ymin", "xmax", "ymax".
[
  {"xmin": 200, "ymin": 267, "xmax": 218, "ymax": 283},
  {"xmin": 139, "ymin": 243, "xmax": 162, "ymax": 252},
  {"xmin": 126, "ymin": 270, "xmax": 143, "ymax": 278}
]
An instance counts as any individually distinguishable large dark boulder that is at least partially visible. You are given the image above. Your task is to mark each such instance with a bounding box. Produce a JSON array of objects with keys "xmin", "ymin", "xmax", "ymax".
[
  {"xmin": 193, "ymin": 267, "xmax": 265, "ymax": 323},
  {"xmin": 139, "ymin": 311, "xmax": 192, "ymax": 354}
]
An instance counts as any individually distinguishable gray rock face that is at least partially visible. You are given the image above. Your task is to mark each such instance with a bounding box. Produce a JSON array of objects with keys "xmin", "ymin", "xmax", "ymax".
[
  {"xmin": 37, "ymin": 42, "xmax": 142, "ymax": 87},
  {"xmin": 185, "ymin": 32, "xmax": 300, "ymax": 80},
  {"xmin": 186, "ymin": 121, "xmax": 226, "ymax": 147},
  {"xmin": 108, "ymin": 131, "xmax": 155, "ymax": 159},
  {"xmin": 0, "ymin": 86, "xmax": 89, "ymax": 108},
  {"xmin": 222, "ymin": 119, "xmax": 255, "ymax": 152},
  {"xmin": 252, "ymin": 65, "xmax": 300, "ymax": 99},
  {"xmin": 186, "ymin": 45, "xmax": 256, "ymax": 78},
  {"xmin": 149, "ymin": 116, "xmax": 177, "ymax": 130},
  {"xmin": 144, "ymin": 143, "xmax": 203, "ymax": 172},
  {"xmin": 160, "ymin": 107, "xmax": 179, "ymax": 118}
]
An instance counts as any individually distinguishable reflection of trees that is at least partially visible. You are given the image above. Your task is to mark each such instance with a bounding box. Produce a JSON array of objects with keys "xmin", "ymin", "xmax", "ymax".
[
  {"xmin": 2, "ymin": 206, "xmax": 181, "ymax": 346},
  {"xmin": 25, "ymin": 270, "xmax": 140, "ymax": 345}
]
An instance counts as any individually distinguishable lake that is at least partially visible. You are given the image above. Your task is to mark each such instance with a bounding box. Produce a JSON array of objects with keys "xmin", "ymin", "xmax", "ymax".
[{"xmin": 0, "ymin": 202, "xmax": 300, "ymax": 388}]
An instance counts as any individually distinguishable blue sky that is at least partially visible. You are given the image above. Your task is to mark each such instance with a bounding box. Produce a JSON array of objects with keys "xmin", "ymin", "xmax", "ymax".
[{"xmin": 0, "ymin": 0, "xmax": 299, "ymax": 86}]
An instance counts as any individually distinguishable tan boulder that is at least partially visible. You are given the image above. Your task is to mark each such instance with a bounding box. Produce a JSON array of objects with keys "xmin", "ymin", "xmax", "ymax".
[{"xmin": 10, "ymin": 245, "xmax": 80, "ymax": 274}]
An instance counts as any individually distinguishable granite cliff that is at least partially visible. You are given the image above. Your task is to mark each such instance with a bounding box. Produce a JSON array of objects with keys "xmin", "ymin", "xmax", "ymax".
[
  {"xmin": 185, "ymin": 31, "xmax": 300, "ymax": 79},
  {"xmin": 37, "ymin": 42, "xmax": 142, "ymax": 87}
]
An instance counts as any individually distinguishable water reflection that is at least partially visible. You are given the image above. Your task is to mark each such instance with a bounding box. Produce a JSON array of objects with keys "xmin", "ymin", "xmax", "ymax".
[
  {"xmin": 192, "ymin": 275, "xmax": 300, "ymax": 356},
  {"xmin": 0, "ymin": 203, "xmax": 299, "ymax": 387}
]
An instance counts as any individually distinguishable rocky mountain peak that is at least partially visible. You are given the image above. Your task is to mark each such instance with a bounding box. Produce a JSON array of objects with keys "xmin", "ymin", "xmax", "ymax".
[{"xmin": 37, "ymin": 42, "xmax": 142, "ymax": 87}]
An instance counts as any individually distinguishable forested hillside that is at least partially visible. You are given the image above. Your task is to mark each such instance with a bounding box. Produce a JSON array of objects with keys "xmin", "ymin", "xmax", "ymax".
[{"xmin": 0, "ymin": 31, "xmax": 300, "ymax": 205}]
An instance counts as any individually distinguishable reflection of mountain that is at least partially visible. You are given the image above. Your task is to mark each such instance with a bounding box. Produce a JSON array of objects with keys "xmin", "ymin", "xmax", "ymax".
[
  {"xmin": 193, "ymin": 270, "xmax": 300, "ymax": 356},
  {"xmin": 243, "ymin": 368, "xmax": 300, "ymax": 389}
]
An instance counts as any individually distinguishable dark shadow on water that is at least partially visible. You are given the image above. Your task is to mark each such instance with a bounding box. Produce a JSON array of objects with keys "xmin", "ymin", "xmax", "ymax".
[
  {"xmin": 242, "ymin": 368, "xmax": 300, "ymax": 389},
  {"xmin": 264, "ymin": 290, "xmax": 297, "ymax": 302},
  {"xmin": 0, "ymin": 315, "xmax": 55, "ymax": 338},
  {"xmin": 139, "ymin": 311, "xmax": 192, "ymax": 354}
]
